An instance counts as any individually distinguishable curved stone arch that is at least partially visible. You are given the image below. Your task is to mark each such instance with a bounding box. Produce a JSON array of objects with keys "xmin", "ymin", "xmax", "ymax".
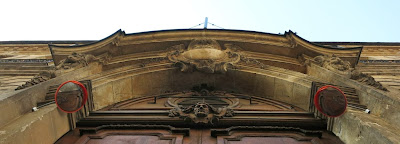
[{"xmin": 91, "ymin": 66, "xmax": 313, "ymax": 111}]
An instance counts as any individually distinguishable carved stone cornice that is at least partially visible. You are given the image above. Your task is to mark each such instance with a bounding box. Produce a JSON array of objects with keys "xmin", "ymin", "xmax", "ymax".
[
  {"xmin": 119, "ymin": 30, "xmax": 291, "ymax": 47},
  {"xmin": 48, "ymin": 29, "xmax": 363, "ymax": 71},
  {"xmin": 55, "ymin": 52, "xmax": 99, "ymax": 70},
  {"xmin": 49, "ymin": 30, "xmax": 124, "ymax": 54},
  {"xmin": 15, "ymin": 71, "xmax": 56, "ymax": 90},
  {"xmin": 49, "ymin": 30, "xmax": 124, "ymax": 65},
  {"xmin": 351, "ymin": 70, "xmax": 388, "ymax": 91}
]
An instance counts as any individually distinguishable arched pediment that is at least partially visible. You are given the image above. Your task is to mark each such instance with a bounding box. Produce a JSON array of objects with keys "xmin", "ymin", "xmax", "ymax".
[{"xmin": 49, "ymin": 29, "xmax": 362, "ymax": 69}]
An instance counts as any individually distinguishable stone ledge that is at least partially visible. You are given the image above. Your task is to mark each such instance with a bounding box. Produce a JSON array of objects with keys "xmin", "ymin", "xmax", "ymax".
[
  {"xmin": 0, "ymin": 63, "xmax": 101, "ymax": 129},
  {"xmin": 307, "ymin": 63, "xmax": 400, "ymax": 143},
  {"xmin": 0, "ymin": 104, "xmax": 69, "ymax": 144},
  {"xmin": 333, "ymin": 110, "xmax": 400, "ymax": 144},
  {"xmin": 307, "ymin": 63, "xmax": 400, "ymax": 127}
]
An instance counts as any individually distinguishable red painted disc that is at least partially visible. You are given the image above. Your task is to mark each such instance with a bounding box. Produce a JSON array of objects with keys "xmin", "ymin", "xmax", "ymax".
[
  {"xmin": 55, "ymin": 80, "xmax": 88, "ymax": 113},
  {"xmin": 314, "ymin": 85, "xmax": 347, "ymax": 117}
]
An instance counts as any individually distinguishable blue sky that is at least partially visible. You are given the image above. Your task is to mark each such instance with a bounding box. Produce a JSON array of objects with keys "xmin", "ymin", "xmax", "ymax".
[{"xmin": 1, "ymin": 0, "xmax": 399, "ymax": 42}]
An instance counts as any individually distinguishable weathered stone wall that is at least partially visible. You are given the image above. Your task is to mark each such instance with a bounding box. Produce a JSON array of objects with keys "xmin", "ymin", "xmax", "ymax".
[
  {"xmin": 307, "ymin": 62, "xmax": 400, "ymax": 143},
  {"xmin": 332, "ymin": 110, "xmax": 399, "ymax": 144},
  {"xmin": 0, "ymin": 63, "xmax": 102, "ymax": 129},
  {"xmin": 92, "ymin": 66, "xmax": 312, "ymax": 111},
  {"xmin": 307, "ymin": 62, "xmax": 400, "ymax": 126},
  {"xmin": 0, "ymin": 105, "xmax": 69, "ymax": 144}
]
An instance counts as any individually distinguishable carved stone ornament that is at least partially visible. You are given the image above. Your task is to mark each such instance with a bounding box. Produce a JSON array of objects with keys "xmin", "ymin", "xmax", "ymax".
[
  {"xmin": 312, "ymin": 54, "xmax": 352, "ymax": 72},
  {"xmin": 167, "ymin": 39, "xmax": 241, "ymax": 73},
  {"xmin": 168, "ymin": 102, "xmax": 234, "ymax": 124},
  {"xmin": 351, "ymin": 70, "xmax": 388, "ymax": 91},
  {"xmin": 15, "ymin": 71, "xmax": 56, "ymax": 90},
  {"xmin": 56, "ymin": 52, "xmax": 99, "ymax": 70},
  {"xmin": 97, "ymin": 52, "xmax": 112, "ymax": 65}
]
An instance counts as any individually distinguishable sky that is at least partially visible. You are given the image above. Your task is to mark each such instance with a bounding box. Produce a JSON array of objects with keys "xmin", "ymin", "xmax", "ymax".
[{"xmin": 0, "ymin": 0, "xmax": 399, "ymax": 42}]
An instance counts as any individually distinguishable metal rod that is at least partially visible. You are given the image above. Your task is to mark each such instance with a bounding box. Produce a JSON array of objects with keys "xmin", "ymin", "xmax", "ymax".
[{"xmin": 204, "ymin": 17, "xmax": 208, "ymax": 29}]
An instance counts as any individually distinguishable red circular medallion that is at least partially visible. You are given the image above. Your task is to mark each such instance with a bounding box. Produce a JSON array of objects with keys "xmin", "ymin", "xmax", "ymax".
[
  {"xmin": 314, "ymin": 85, "xmax": 347, "ymax": 117},
  {"xmin": 55, "ymin": 80, "xmax": 88, "ymax": 113}
]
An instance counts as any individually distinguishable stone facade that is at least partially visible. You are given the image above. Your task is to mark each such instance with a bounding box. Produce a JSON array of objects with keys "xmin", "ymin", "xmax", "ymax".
[{"xmin": 0, "ymin": 29, "xmax": 399, "ymax": 143}]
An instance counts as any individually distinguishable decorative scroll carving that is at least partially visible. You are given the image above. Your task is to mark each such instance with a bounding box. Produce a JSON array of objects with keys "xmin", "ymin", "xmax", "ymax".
[
  {"xmin": 168, "ymin": 102, "xmax": 234, "ymax": 124},
  {"xmin": 351, "ymin": 70, "xmax": 388, "ymax": 91},
  {"xmin": 56, "ymin": 52, "xmax": 98, "ymax": 70},
  {"xmin": 15, "ymin": 71, "xmax": 56, "ymax": 90},
  {"xmin": 167, "ymin": 39, "xmax": 241, "ymax": 74},
  {"xmin": 310, "ymin": 55, "xmax": 388, "ymax": 91},
  {"xmin": 312, "ymin": 54, "xmax": 351, "ymax": 72}
]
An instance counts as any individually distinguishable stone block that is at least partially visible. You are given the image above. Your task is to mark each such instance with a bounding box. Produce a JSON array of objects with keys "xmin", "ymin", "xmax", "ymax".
[
  {"xmin": 112, "ymin": 77, "xmax": 133, "ymax": 103},
  {"xmin": 332, "ymin": 111, "xmax": 399, "ymax": 144},
  {"xmin": 92, "ymin": 83, "xmax": 114, "ymax": 110},
  {"xmin": 230, "ymin": 70, "xmax": 257, "ymax": 95},
  {"xmin": 149, "ymin": 70, "xmax": 175, "ymax": 94},
  {"xmin": 172, "ymin": 71, "xmax": 211, "ymax": 92},
  {"xmin": 292, "ymin": 83, "xmax": 311, "ymax": 111},
  {"xmin": 131, "ymin": 72, "xmax": 153, "ymax": 97},
  {"xmin": 274, "ymin": 78, "xmax": 293, "ymax": 103},
  {"xmin": 29, "ymin": 111, "xmax": 54, "ymax": 144},
  {"xmin": 0, "ymin": 105, "xmax": 70, "ymax": 144},
  {"xmin": 51, "ymin": 107, "xmax": 70, "ymax": 139},
  {"xmin": 253, "ymin": 74, "xmax": 275, "ymax": 98},
  {"xmin": 214, "ymin": 70, "xmax": 236, "ymax": 92}
]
